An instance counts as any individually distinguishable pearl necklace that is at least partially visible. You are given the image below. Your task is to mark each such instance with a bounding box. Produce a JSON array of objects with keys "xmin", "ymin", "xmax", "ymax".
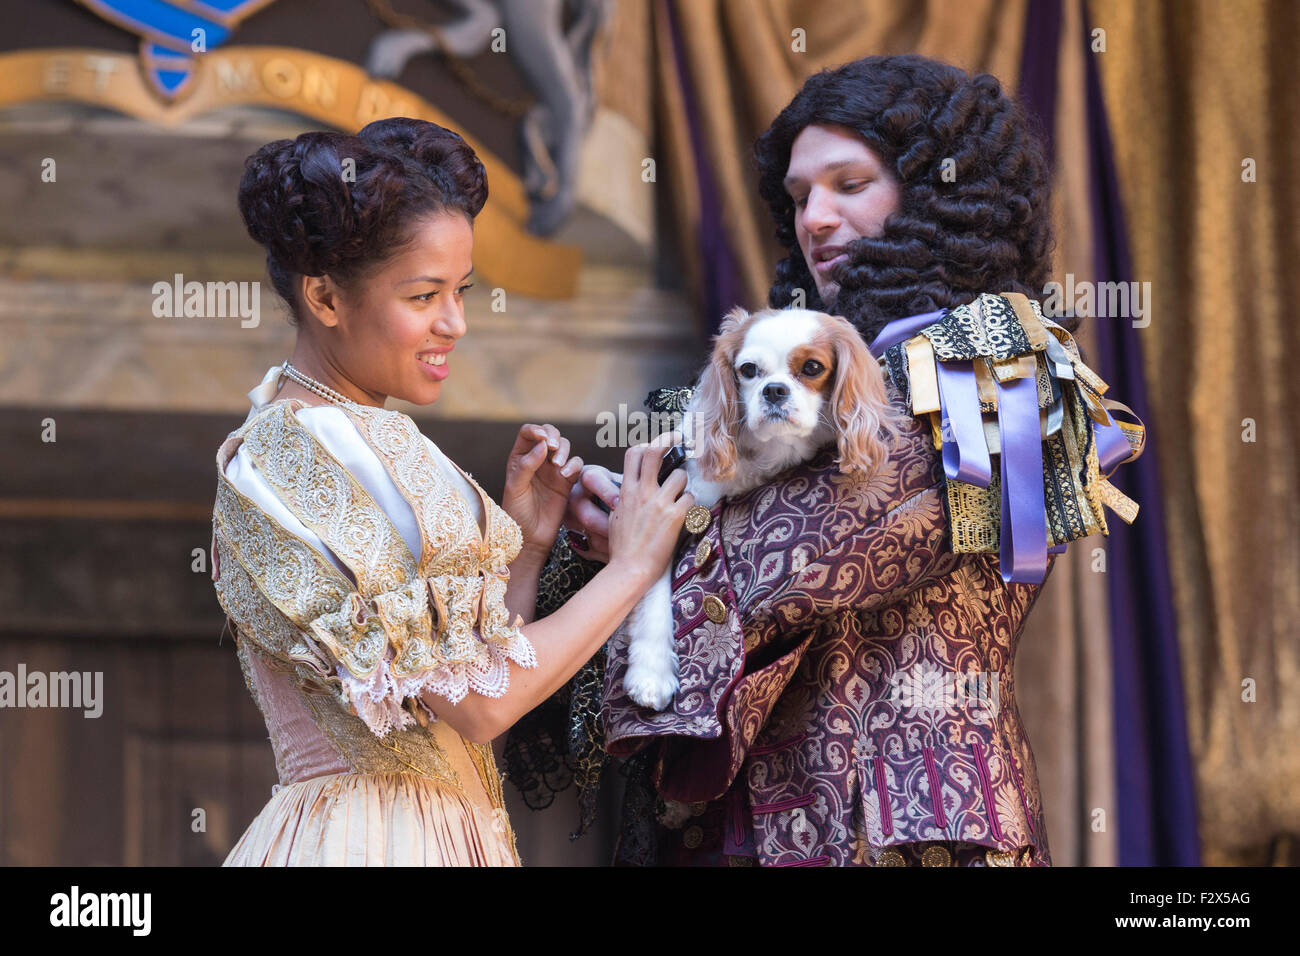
[{"xmin": 281, "ymin": 361, "xmax": 373, "ymax": 413}]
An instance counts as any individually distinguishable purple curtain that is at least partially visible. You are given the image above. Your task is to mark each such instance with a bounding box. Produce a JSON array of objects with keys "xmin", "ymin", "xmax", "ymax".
[{"xmin": 664, "ymin": 0, "xmax": 747, "ymax": 335}]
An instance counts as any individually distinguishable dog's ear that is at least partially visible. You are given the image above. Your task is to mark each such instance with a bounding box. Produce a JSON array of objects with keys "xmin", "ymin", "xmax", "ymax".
[
  {"xmin": 826, "ymin": 315, "xmax": 905, "ymax": 476},
  {"xmin": 717, "ymin": 305, "xmax": 749, "ymax": 337},
  {"xmin": 691, "ymin": 307, "xmax": 750, "ymax": 482}
]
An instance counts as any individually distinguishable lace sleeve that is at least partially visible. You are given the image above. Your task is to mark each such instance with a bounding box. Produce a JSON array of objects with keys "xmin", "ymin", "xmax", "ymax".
[{"xmin": 213, "ymin": 399, "xmax": 536, "ymax": 739}]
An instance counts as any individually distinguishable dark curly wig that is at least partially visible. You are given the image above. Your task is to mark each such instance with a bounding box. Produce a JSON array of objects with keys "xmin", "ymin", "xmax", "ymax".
[
  {"xmin": 756, "ymin": 55, "xmax": 1064, "ymax": 342},
  {"xmin": 237, "ymin": 117, "xmax": 487, "ymax": 324}
]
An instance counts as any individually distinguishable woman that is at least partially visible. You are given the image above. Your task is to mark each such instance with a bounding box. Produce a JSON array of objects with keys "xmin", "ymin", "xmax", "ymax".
[{"xmin": 211, "ymin": 117, "xmax": 694, "ymax": 866}]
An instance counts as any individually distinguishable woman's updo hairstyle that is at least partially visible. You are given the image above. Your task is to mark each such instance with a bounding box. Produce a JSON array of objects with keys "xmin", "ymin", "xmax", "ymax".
[{"xmin": 237, "ymin": 117, "xmax": 487, "ymax": 324}]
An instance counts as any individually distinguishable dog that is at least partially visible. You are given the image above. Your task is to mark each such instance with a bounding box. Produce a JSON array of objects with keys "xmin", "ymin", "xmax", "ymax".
[{"xmin": 621, "ymin": 305, "xmax": 906, "ymax": 710}]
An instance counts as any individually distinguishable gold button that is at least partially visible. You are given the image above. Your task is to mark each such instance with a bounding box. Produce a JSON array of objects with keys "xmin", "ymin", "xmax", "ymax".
[
  {"xmin": 684, "ymin": 505, "xmax": 711, "ymax": 534},
  {"xmin": 921, "ymin": 845, "xmax": 952, "ymax": 867},
  {"xmin": 689, "ymin": 801, "xmax": 708, "ymax": 816},
  {"xmin": 683, "ymin": 825, "xmax": 703, "ymax": 849},
  {"xmin": 693, "ymin": 538, "xmax": 713, "ymax": 568},
  {"xmin": 703, "ymin": 594, "xmax": 727, "ymax": 623},
  {"xmin": 985, "ymin": 848, "xmax": 1017, "ymax": 867},
  {"xmin": 876, "ymin": 847, "xmax": 907, "ymax": 867}
]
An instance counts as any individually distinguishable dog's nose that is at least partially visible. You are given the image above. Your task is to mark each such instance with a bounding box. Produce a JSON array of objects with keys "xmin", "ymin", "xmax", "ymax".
[{"xmin": 762, "ymin": 382, "xmax": 789, "ymax": 404}]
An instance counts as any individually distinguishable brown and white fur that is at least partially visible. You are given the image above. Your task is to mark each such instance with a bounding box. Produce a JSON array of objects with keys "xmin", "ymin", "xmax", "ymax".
[{"xmin": 621, "ymin": 306, "xmax": 906, "ymax": 710}]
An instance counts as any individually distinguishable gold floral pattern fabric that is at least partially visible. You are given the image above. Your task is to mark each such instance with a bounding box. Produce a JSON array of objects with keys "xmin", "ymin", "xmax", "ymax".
[{"xmin": 211, "ymin": 398, "xmax": 536, "ymax": 738}]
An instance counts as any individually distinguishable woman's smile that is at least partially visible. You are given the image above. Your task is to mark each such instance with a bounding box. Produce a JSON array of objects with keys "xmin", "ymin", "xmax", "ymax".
[{"xmin": 417, "ymin": 348, "xmax": 451, "ymax": 381}]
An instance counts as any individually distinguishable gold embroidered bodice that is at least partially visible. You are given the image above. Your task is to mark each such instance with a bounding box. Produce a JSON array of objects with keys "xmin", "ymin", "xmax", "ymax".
[{"xmin": 210, "ymin": 397, "xmax": 534, "ymax": 827}]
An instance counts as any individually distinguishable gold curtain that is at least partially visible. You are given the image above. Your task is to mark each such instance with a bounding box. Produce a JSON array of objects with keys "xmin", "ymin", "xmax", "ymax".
[{"xmin": 1092, "ymin": 0, "xmax": 1300, "ymax": 866}]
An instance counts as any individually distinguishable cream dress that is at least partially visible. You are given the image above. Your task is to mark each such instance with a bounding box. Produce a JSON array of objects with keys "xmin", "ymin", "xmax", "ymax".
[{"xmin": 211, "ymin": 369, "xmax": 536, "ymax": 866}]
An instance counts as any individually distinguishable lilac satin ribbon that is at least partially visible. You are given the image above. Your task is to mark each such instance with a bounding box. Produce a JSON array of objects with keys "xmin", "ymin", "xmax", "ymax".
[
  {"xmin": 996, "ymin": 373, "xmax": 1049, "ymax": 583},
  {"xmin": 871, "ymin": 311, "xmax": 993, "ymax": 485},
  {"xmin": 871, "ymin": 312, "xmax": 992, "ymax": 484},
  {"xmin": 936, "ymin": 361, "xmax": 992, "ymax": 486},
  {"xmin": 868, "ymin": 310, "xmax": 946, "ymax": 358},
  {"xmin": 1093, "ymin": 415, "xmax": 1133, "ymax": 474}
]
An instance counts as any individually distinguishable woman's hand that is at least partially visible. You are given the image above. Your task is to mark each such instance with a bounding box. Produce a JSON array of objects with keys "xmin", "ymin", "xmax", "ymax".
[
  {"xmin": 502, "ymin": 423, "xmax": 583, "ymax": 565},
  {"xmin": 563, "ymin": 464, "xmax": 621, "ymax": 563},
  {"xmin": 606, "ymin": 433, "xmax": 694, "ymax": 585}
]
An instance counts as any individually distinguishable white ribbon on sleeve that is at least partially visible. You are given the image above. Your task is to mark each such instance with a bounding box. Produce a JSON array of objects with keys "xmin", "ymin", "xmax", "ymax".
[{"xmin": 247, "ymin": 362, "xmax": 288, "ymax": 409}]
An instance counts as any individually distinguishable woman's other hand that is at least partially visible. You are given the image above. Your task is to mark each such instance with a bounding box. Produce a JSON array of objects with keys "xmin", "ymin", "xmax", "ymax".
[
  {"xmin": 503, "ymin": 423, "xmax": 583, "ymax": 564},
  {"xmin": 606, "ymin": 433, "xmax": 694, "ymax": 586},
  {"xmin": 563, "ymin": 464, "xmax": 621, "ymax": 562}
]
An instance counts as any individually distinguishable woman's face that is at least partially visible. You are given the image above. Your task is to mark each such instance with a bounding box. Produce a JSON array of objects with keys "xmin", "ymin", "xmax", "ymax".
[
  {"xmin": 784, "ymin": 123, "xmax": 902, "ymax": 307},
  {"xmin": 308, "ymin": 212, "xmax": 474, "ymax": 407}
]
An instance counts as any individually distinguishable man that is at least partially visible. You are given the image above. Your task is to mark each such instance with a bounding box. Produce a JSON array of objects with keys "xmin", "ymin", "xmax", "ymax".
[{"xmin": 509, "ymin": 54, "xmax": 1143, "ymax": 866}]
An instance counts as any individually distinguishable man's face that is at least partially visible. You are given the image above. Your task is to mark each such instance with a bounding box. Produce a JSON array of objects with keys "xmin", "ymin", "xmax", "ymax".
[{"xmin": 784, "ymin": 123, "xmax": 902, "ymax": 307}]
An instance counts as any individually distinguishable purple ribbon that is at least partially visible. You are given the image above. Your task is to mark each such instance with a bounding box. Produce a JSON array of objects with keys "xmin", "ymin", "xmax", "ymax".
[
  {"xmin": 1094, "ymin": 415, "xmax": 1133, "ymax": 474},
  {"xmin": 868, "ymin": 310, "xmax": 946, "ymax": 358},
  {"xmin": 935, "ymin": 361, "xmax": 993, "ymax": 486},
  {"xmin": 870, "ymin": 312, "xmax": 992, "ymax": 485},
  {"xmin": 996, "ymin": 373, "xmax": 1049, "ymax": 583}
]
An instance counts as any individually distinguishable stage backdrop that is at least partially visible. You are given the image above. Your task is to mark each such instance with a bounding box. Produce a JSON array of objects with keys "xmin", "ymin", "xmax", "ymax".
[{"xmin": 0, "ymin": 0, "xmax": 695, "ymax": 866}]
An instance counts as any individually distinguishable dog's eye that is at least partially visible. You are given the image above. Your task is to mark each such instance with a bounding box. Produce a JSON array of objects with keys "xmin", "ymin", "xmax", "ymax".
[
  {"xmin": 801, "ymin": 359, "xmax": 825, "ymax": 376},
  {"xmin": 737, "ymin": 362, "xmax": 758, "ymax": 379}
]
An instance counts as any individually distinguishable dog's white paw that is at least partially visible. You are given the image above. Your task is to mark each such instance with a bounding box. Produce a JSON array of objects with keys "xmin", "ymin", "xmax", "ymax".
[{"xmin": 625, "ymin": 661, "xmax": 679, "ymax": 711}]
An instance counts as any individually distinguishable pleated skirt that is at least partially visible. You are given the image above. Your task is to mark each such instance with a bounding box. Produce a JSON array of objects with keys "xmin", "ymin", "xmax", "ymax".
[{"xmin": 223, "ymin": 771, "xmax": 520, "ymax": 867}]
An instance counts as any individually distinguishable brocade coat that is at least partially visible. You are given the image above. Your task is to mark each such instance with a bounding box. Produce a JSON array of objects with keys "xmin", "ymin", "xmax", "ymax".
[{"xmin": 601, "ymin": 387, "xmax": 1054, "ymax": 866}]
